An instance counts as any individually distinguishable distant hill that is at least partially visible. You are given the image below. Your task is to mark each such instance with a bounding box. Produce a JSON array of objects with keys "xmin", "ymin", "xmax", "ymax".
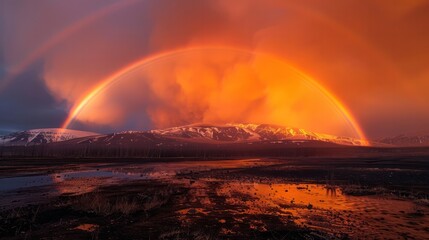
[
  {"xmin": 380, "ymin": 134, "xmax": 429, "ymax": 147},
  {"xmin": 63, "ymin": 123, "xmax": 370, "ymax": 147},
  {"xmin": 1, "ymin": 124, "xmax": 394, "ymax": 158},
  {"xmin": 0, "ymin": 128, "xmax": 99, "ymax": 146}
]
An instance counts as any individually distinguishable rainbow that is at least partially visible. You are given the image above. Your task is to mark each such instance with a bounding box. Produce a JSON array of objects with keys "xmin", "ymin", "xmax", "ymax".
[
  {"xmin": 1, "ymin": 0, "xmax": 400, "ymax": 96},
  {"xmin": 0, "ymin": 0, "xmax": 139, "ymax": 91},
  {"xmin": 61, "ymin": 46, "xmax": 369, "ymax": 145},
  {"xmin": 277, "ymin": 1, "xmax": 402, "ymax": 86}
]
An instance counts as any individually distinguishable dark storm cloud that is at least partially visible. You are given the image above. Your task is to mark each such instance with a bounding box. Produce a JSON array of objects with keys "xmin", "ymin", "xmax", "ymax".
[
  {"xmin": 0, "ymin": 0, "xmax": 154, "ymax": 134},
  {"xmin": 0, "ymin": 64, "xmax": 67, "ymax": 133}
]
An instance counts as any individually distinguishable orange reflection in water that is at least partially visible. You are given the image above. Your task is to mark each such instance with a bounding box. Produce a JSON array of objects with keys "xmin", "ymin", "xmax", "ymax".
[
  {"xmin": 210, "ymin": 181, "xmax": 429, "ymax": 239},
  {"xmin": 216, "ymin": 182, "xmax": 351, "ymax": 216}
]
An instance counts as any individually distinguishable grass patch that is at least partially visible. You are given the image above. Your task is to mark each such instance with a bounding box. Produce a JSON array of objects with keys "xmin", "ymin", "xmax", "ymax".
[{"xmin": 73, "ymin": 186, "xmax": 175, "ymax": 216}]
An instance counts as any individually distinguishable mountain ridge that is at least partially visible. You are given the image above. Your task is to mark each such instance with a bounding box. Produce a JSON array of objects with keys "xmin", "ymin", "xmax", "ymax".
[
  {"xmin": 0, "ymin": 124, "xmax": 398, "ymax": 147},
  {"xmin": 55, "ymin": 123, "xmax": 374, "ymax": 147},
  {"xmin": 0, "ymin": 128, "xmax": 99, "ymax": 146},
  {"xmin": 379, "ymin": 134, "xmax": 429, "ymax": 147}
]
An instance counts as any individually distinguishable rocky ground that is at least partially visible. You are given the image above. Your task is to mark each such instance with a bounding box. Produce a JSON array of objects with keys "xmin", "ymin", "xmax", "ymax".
[{"xmin": 0, "ymin": 157, "xmax": 428, "ymax": 239}]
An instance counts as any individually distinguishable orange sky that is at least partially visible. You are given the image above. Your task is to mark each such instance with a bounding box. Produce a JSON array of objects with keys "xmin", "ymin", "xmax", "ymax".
[{"xmin": 1, "ymin": 0, "xmax": 429, "ymax": 138}]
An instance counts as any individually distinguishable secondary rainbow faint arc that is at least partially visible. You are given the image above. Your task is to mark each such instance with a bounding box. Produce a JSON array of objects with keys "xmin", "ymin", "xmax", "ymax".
[
  {"xmin": 1, "ymin": 0, "xmax": 399, "ymax": 95},
  {"xmin": 61, "ymin": 46, "xmax": 369, "ymax": 144},
  {"xmin": 0, "ymin": 0, "xmax": 140, "ymax": 92}
]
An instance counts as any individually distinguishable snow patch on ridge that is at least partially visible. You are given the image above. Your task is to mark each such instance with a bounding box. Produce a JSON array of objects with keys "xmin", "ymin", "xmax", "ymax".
[{"xmin": 0, "ymin": 128, "xmax": 99, "ymax": 146}]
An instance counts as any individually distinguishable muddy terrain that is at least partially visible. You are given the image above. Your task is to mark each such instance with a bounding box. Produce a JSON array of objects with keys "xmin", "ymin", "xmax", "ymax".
[{"xmin": 0, "ymin": 157, "xmax": 428, "ymax": 239}]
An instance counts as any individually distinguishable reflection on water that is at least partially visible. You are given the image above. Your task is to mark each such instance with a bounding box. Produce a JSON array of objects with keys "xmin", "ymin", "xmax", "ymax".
[
  {"xmin": 0, "ymin": 159, "xmax": 262, "ymax": 192},
  {"xmin": 0, "ymin": 170, "xmax": 137, "ymax": 192},
  {"xmin": 0, "ymin": 159, "xmax": 264, "ymax": 208},
  {"xmin": 177, "ymin": 179, "xmax": 429, "ymax": 239},
  {"xmin": 1, "ymin": 158, "xmax": 428, "ymax": 239},
  {"xmin": 326, "ymin": 186, "xmax": 337, "ymax": 197},
  {"xmin": 74, "ymin": 223, "xmax": 99, "ymax": 232},
  {"xmin": 217, "ymin": 182, "xmax": 349, "ymax": 211}
]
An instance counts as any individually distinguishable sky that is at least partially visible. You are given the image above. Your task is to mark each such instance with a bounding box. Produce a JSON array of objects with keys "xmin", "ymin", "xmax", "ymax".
[{"xmin": 1, "ymin": 0, "xmax": 429, "ymax": 139}]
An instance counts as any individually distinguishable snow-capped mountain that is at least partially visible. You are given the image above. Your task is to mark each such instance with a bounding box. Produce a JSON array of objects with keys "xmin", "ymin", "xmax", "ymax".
[
  {"xmin": 148, "ymin": 123, "xmax": 368, "ymax": 146},
  {"xmin": 0, "ymin": 128, "xmax": 99, "ymax": 146},
  {"xmin": 0, "ymin": 124, "xmax": 372, "ymax": 149},
  {"xmin": 65, "ymin": 123, "xmax": 368, "ymax": 147},
  {"xmin": 1, "ymin": 124, "xmax": 384, "ymax": 158}
]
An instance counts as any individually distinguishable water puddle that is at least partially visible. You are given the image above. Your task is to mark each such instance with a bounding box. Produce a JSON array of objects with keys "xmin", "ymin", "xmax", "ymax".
[
  {"xmin": 0, "ymin": 159, "xmax": 264, "ymax": 192},
  {"xmin": 0, "ymin": 170, "xmax": 143, "ymax": 192},
  {"xmin": 0, "ymin": 159, "xmax": 267, "ymax": 209},
  {"xmin": 74, "ymin": 223, "xmax": 99, "ymax": 232},
  {"xmin": 1, "ymin": 158, "xmax": 427, "ymax": 239},
  {"xmin": 177, "ymin": 179, "xmax": 429, "ymax": 239}
]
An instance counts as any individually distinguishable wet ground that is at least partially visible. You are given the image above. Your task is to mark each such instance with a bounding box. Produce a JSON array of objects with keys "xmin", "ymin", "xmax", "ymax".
[{"xmin": 0, "ymin": 157, "xmax": 428, "ymax": 239}]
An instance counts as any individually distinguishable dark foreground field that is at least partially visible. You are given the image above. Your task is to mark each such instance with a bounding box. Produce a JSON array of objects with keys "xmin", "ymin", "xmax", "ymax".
[{"xmin": 0, "ymin": 155, "xmax": 428, "ymax": 239}]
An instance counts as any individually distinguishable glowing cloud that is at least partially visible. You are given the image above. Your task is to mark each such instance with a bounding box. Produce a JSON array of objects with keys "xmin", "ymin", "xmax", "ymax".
[
  {"xmin": 3, "ymin": 0, "xmax": 429, "ymax": 137},
  {"xmin": 61, "ymin": 46, "xmax": 368, "ymax": 144}
]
